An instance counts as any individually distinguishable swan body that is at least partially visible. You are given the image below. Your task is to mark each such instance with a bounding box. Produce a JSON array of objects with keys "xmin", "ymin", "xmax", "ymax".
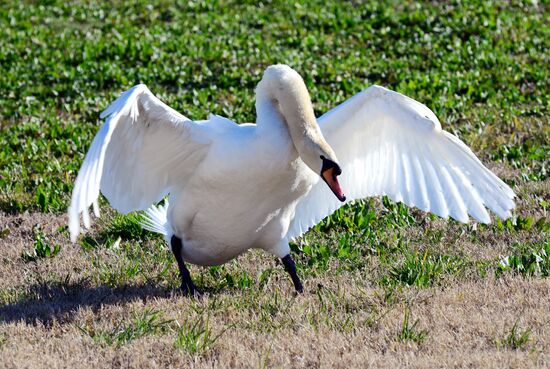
[
  {"xmin": 162, "ymin": 115, "xmax": 316, "ymax": 266},
  {"xmin": 69, "ymin": 64, "xmax": 515, "ymax": 293}
]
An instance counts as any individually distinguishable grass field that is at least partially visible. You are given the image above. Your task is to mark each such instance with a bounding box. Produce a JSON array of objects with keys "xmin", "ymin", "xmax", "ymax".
[{"xmin": 0, "ymin": 0, "xmax": 549, "ymax": 368}]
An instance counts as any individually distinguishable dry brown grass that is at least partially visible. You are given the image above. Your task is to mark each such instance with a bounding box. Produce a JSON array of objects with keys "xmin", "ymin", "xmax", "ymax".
[
  {"xmin": 0, "ymin": 257, "xmax": 548, "ymax": 368},
  {"xmin": 1, "ymin": 183, "xmax": 549, "ymax": 369}
]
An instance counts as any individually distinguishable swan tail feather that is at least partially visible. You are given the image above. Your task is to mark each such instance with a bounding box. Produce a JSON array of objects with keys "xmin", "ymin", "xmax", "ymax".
[{"xmin": 140, "ymin": 201, "xmax": 171, "ymax": 243}]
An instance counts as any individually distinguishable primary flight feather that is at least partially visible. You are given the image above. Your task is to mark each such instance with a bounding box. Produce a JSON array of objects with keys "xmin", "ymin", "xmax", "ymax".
[{"xmin": 69, "ymin": 64, "xmax": 515, "ymax": 295}]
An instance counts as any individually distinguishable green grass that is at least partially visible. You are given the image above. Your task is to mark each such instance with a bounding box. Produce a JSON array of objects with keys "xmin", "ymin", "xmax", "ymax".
[
  {"xmin": 174, "ymin": 312, "xmax": 229, "ymax": 355},
  {"xmin": 0, "ymin": 0, "xmax": 548, "ymax": 214},
  {"xmin": 384, "ymin": 250, "xmax": 467, "ymax": 287},
  {"xmin": 497, "ymin": 319, "xmax": 532, "ymax": 351},
  {"xmin": 21, "ymin": 225, "xmax": 61, "ymax": 262},
  {"xmin": 78, "ymin": 308, "xmax": 172, "ymax": 347},
  {"xmin": 397, "ymin": 307, "xmax": 428, "ymax": 344},
  {"xmin": 497, "ymin": 241, "xmax": 550, "ymax": 277}
]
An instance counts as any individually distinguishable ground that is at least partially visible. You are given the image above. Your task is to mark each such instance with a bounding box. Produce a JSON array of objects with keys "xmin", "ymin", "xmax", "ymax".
[{"xmin": 0, "ymin": 1, "xmax": 548, "ymax": 368}]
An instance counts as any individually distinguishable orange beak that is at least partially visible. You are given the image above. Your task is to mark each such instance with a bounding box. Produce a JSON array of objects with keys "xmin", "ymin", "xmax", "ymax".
[{"xmin": 321, "ymin": 166, "xmax": 346, "ymax": 202}]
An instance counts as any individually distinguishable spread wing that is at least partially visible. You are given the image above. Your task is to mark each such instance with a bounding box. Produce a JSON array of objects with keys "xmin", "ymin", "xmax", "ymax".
[
  {"xmin": 287, "ymin": 85, "xmax": 515, "ymax": 240},
  {"xmin": 69, "ymin": 84, "xmax": 211, "ymax": 241}
]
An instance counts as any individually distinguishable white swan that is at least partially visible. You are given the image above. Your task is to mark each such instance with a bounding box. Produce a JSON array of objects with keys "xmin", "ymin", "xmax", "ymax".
[{"xmin": 69, "ymin": 64, "xmax": 515, "ymax": 294}]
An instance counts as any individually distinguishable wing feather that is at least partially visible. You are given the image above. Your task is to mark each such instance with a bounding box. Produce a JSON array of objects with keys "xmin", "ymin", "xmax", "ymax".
[
  {"xmin": 69, "ymin": 84, "xmax": 211, "ymax": 242},
  {"xmin": 410, "ymin": 153, "xmax": 429, "ymax": 212},
  {"xmin": 286, "ymin": 85, "xmax": 515, "ymax": 241}
]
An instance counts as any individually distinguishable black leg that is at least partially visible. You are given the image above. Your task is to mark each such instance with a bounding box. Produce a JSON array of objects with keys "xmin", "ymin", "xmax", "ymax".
[
  {"xmin": 171, "ymin": 235, "xmax": 201, "ymax": 297},
  {"xmin": 281, "ymin": 254, "xmax": 303, "ymax": 293}
]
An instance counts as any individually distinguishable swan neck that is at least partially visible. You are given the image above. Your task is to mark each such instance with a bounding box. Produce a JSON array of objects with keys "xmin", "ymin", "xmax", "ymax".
[{"xmin": 256, "ymin": 65, "xmax": 331, "ymax": 173}]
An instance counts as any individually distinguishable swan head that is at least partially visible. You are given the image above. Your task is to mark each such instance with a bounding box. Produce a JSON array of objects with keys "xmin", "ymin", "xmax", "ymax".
[{"xmin": 296, "ymin": 135, "xmax": 346, "ymax": 202}]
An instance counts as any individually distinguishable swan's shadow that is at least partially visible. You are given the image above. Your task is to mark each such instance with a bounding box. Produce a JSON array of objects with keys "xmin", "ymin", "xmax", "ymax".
[{"xmin": 0, "ymin": 281, "xmax": 174, "ymax": 325}]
